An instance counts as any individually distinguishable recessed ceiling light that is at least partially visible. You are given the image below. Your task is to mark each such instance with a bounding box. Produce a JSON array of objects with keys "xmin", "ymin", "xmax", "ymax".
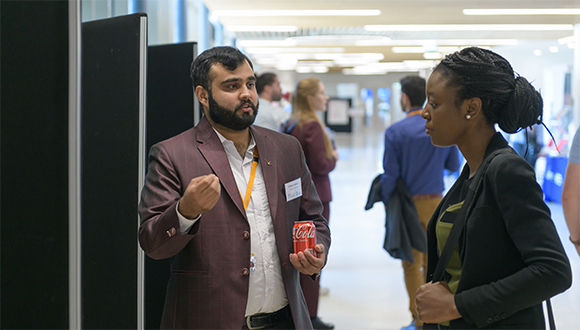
[
  {"xmin": 244, "ymin": 47, "xmax": 345, "ymax": 54},
  {"xmin": 549, "ymin": 46, "xmax": 560, "ymax": 53},
  {"xmin": 238, "ymin": 40, "xmax": 298, "ymax": 47},
  {"xmin": 533, "ymin": 49, "xmax": 543, "ymax": 56},
  {"xmin": 287, "ymin": 35, "xmax": 391, "ymax": 46},
  {"xmin": 392, "ymin": 47, "xmax": 459, "ymax": 53},
  {"xmin": 423, "ymin": 52, "xmax": 442, "ymax": 60},
  {"xmin": 226, "ymin": 26, "xmax": 298, "ymax": 32},
  {"xmin": 463, "ymin": 9, "xmax": 580, "ymax": 16},
  {"xmin": 365, "ymin": 24, "xmax": 573, "ymax": 31},
  {"xmin": 558, "ymin": 36, "xmax": 575, "ymax": 44}
]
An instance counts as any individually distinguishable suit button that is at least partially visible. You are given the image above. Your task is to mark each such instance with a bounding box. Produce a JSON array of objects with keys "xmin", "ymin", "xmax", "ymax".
[
  {"xmin": 242, "ymin": 268, "xmax": 249, "ymax": 276},
  {"xmin": 501, "ymin": 313, "xmax": 507, "ymax": 319},
  {"xmin": 243, "ymin": 231, "xmax": 250, "ymax": 239},
  {"xmin": 487, "ymin": 318, "xmax": 493, "ymax": 324},
  {"xmin": 494, "ymin": 315, "xmax": 501, "ymax": 321}
]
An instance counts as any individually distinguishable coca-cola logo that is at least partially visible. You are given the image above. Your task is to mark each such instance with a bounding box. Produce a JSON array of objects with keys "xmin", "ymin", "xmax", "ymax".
[{"xmin": 293, "ymin": 225, "xmax": 315, "ymax": 239}]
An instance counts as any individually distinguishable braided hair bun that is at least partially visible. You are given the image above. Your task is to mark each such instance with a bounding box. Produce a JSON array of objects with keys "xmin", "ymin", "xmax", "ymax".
[{"xmin": 435, "ymin": 47, "xmax": 543, "ymax": 133}]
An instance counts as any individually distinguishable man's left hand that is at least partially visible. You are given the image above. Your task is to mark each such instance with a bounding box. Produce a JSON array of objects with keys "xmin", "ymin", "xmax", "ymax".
[{"xmin": 289, "ymin": 244, "xmax": 325, "ymax": 275}]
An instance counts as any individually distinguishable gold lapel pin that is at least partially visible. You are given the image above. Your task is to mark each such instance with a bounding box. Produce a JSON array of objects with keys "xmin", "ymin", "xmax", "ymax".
[{"xmin": 266, "ymin": 160, "xmax": 273, "ymax": 166}]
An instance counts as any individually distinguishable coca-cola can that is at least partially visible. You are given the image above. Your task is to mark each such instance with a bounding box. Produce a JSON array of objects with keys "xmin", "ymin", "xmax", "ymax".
[{"xmin": 293, "ymin": 220, "xmax": 317, "ymax": 256}]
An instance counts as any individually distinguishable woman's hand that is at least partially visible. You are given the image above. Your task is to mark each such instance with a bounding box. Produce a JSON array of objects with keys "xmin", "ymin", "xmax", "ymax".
[{"xmin": 415, "ymin": 281, "xmax": 462, "ymax": 324}]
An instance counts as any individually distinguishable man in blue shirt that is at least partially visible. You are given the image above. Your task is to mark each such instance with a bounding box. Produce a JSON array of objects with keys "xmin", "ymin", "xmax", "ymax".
[{"xmin": 381, "ymin": 75, "xmax": 459, "ymax": 330}]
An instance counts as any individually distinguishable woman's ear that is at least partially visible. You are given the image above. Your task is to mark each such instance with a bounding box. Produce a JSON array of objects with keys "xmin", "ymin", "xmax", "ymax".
[
  {"xmin": 306, "ymin": 94, "xmax": 314, "ymax": 107},
  {"xmin": 195, "ymin": 86, "xmax": 209, "ymax": 109},
  {"xmin": 465, "ymin": 97, "xmax": 482, "ymax": 119}
]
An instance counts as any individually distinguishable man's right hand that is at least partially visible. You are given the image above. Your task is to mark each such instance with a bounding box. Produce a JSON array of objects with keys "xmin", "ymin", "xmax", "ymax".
[{"xmin": 178, "ymin": 174, "xmax": 220, "ymax": 219}]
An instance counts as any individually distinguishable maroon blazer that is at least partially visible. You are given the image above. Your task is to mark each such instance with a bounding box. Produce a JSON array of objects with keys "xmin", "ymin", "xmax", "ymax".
[
  {"xmin": 138, "ymin": 116, "xmax": 330, "ymax": 329},
  {"xmin": 288, "ymin": 120, "xmax": 336, "ymax": 202}
]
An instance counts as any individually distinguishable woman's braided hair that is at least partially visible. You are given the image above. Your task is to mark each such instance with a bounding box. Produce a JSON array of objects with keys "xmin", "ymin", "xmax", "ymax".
[{"xmin": 434, "ymin": 47, "xmax": 543, "ymax": 133}]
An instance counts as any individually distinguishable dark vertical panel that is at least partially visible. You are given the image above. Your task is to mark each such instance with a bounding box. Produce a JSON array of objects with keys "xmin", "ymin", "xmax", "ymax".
[
  {"xmin": 145, "ymin": 41, "xmax": 196, "ymax": 330},
  {"xmin": 0, "ymin": 1, "xmax": 70, "ymax": 328},
  {"xmin": 81, "ymin": 13, "xmax": 146, "ymax": 329}
]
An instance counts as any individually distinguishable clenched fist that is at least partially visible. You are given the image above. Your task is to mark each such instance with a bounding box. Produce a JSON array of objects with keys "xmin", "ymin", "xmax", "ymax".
[{"xmin": 178, "ymin": 174, "xmax": 220, "ymax": 219}]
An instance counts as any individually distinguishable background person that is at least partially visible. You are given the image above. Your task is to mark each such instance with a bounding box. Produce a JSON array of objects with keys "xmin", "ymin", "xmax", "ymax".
[
  {"xmin": 254, "ymin": 72, "xmax": 291, "ymax": 131},
  {"xmin": 139, "ymin": 46, "xmax": 331, "ymax": 329},
  {"xmin": 510, "ymin": 123, "xmax": 544, "ymax": 169},
  {"xmin": 415, "ymin": 47, "xmax": 571, "ymax": 329},
  {"xmin": 284, "ymin": 77, "xmax": 338, "ymax": 330},
  {"xmin": 381, "ymin": 75, "xmax": 460, "ymax": 330},
  {"xmin": 562, "ymin": 126, "xmax": 580, "ymax": 256}
]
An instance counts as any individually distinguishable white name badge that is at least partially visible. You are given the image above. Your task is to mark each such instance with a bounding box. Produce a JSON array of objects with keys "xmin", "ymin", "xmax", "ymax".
[{"xmin": 285, "ymin": 178, "xmax": 302, "ymax": 202}]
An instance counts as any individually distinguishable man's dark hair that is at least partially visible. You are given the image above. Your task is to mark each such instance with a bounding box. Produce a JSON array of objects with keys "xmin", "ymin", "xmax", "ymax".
[
  {"xmin": 190, "ymin": 46, "xmax": 254, "ymax": 92},
  {"xmin": 400, "ymin": 76, "xmax": 426, "ymax": 108},
  {"xmin": 434, "ymin": 47, "xmax": 543, "ymax": 133},
  {"xmin": 256, "ymin": 73, "xmax": 277, "ymax": 95}
]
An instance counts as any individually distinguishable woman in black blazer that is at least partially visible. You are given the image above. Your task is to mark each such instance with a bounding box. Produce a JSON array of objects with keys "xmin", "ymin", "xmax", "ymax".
[{"xmin": 415, "ymin": 47, "xmax": 572, "ymax": 329}]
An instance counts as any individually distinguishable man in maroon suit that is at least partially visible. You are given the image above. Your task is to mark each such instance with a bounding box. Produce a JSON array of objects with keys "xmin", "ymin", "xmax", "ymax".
[{"xmin": 139, "ymin": 46, "xmax": 331, "ymax": 329}]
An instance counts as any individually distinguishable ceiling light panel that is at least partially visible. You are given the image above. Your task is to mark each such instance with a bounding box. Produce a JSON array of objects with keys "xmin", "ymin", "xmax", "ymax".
[
  {"xmin": 214, "ymin": 10, "xmax": 381, "ymax": 17},
  {"xmin": 463, "ymin": 9, "xmax": 580, "ymax": 15}
]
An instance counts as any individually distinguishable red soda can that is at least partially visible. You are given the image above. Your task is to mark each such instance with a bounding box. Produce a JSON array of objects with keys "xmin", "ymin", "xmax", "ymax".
[{"xmin": 293, "ymin": 220, "xmax": 317, "ymax": 257}]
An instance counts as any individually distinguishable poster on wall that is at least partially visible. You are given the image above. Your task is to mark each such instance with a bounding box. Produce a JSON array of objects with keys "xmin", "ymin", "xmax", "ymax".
[{"xmin": 327, "ymin": 98, "xmax": 350, "ymax": 125}]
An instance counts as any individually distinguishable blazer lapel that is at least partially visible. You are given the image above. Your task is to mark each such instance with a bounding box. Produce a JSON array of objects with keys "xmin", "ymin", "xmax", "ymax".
[
  {"xmin": 252, "ymin": 127, "xmax": 279, "ymax": 222},
  {"xmin": 196, "ymin": 117, "xmax": 246, "ymax": 219}
]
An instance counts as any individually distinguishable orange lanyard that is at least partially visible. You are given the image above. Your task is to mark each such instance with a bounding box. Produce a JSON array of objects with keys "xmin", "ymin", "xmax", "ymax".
[{"xmin": 241, "ymin": 147, "xmax": 259, "ymax": 211}]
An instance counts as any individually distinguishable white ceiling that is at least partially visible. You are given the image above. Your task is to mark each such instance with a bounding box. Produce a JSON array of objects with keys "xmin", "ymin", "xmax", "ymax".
[{"xmin": 203, "ymin": 0, "xmax": 580, "ymax": 73}]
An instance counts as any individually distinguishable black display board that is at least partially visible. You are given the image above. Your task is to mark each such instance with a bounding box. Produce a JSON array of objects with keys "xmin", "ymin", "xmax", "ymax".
[
  {"xmin": 81, "ymin": 13, "xmax": 147, "ymax": 329},
  {"xmin": 145, "ymin": 41, "xmax": 196, "ymax": 330},
  {"xmin": 147, "ymin": 42, "xmax": 196, "ymax": 151},
  {"xmin": 0, "ymin": 1, "xmax": 71, "ymax": 328}
]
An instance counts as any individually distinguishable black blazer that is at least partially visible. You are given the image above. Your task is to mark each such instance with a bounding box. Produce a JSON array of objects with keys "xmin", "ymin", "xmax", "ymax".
[{"xmin": 425, "ymin": 133, "xmax": 571, "ymax": 329}]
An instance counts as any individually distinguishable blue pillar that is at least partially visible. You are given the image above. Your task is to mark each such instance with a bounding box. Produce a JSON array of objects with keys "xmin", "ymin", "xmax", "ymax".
[
  {"xmin": 214, "ymin": 21, "xmax": 223, "ymax": 46},
  {"xmin": 128, "ymin": 0, "xmax": 146, "ymax": 14},
  {"xmin": 175, "ymin": 0, "xmax": 186, "ymax": 42},
  {"xmin": 197, "ymin": 1, "xmax": 209, "ymax": 52}
]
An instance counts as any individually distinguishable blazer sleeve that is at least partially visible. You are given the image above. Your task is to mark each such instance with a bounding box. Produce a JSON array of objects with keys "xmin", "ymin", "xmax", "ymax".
[
  {"xmin": 454, "ymin": 154, "xmax": 572, "ymax": 327},
  {"xmin": 138, "ymin": 143, "xmax": 194, "ymax": 260},
  {"xmin": 299, "ymin": 121, "xmax": 336, "ymax": 176}
]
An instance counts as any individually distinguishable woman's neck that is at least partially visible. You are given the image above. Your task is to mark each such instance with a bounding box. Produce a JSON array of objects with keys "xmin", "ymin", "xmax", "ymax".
[{"xmin": 458, "ymin": 127, "xmax": 496, "ymax": 178}]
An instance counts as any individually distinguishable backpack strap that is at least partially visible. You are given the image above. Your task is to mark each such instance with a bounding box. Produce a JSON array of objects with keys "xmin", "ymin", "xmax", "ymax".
[{"xmin": 283, "ymin": 120, "xmax": 297, "ymax": 134}]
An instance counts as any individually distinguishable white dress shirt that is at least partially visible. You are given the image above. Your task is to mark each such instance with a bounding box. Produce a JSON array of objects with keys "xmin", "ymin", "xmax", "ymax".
[
  {"xmin": 177, "ymin": 129, "xmax": 288, "ymax": 316},
  {"xmin": 253, "ymin": 98, "xmax": 291, "ymax": 131}
]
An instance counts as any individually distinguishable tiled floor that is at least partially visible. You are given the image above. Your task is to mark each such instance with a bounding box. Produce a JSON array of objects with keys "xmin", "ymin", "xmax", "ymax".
[{"xmin": 316, "ymin": 121, "xmax": 580, "ymax": 330}]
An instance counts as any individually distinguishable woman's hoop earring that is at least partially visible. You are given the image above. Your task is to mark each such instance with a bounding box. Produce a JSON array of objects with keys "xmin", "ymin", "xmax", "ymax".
[{"xmin": 466, "ymin": 114, "xmax": 472, "ymax": 120}]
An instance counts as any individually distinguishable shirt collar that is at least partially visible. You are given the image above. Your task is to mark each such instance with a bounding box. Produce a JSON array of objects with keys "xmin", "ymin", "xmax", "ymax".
[
  {"xmin": 406, "ymin": 107, "xmax": 423, "ymax": 117},
  {"xmin": 213, "ymin": 128, "xmax": 256, "ymax": 161}
]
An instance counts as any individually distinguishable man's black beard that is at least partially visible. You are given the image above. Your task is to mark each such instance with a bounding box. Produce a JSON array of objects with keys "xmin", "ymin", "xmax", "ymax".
[{"xmin": 207, "ymin": 91, "xmax": 258, "ymax": 131}]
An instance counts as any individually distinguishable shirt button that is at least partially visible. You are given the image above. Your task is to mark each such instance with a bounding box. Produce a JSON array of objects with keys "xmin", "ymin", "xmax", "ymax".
[
  {"xmin": 242, "ymin": 268, "xmax": 249, "ymax": 276},
  {"xmin": 243, "ymin": 231, "xmax": 250, "ymax": 239}
]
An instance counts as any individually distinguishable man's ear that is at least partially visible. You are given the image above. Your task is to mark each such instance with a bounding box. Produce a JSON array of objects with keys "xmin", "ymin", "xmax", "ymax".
[
  {"xmin": 260, "ymin": 84, "xmax": 270, "ymax": 98},
  {"xmin": 195, "ymin": 86, "xmax": 209, "ymax": 109},
  {"xmin": 401, "ymin": 93, "xmax": 410, "ymax": 109}
]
